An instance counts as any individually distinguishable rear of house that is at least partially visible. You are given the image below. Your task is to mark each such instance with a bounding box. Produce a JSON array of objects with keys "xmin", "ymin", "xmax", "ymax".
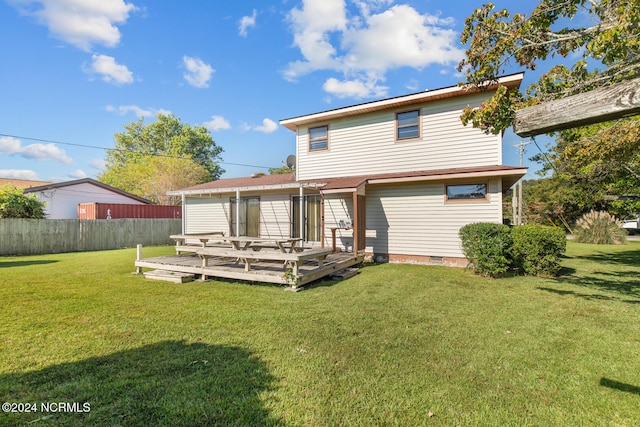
[{"xmin": 170, "ymin": 73, "xmax": 526, "ymax": 266}]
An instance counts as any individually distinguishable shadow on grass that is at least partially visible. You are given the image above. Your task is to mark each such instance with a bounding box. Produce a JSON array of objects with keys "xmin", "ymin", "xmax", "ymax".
[
  {"xmin": 537, "ymin": 287, "xmax": 640, "ymax": 304},
  {"xmin": 600, "ymin": 378, "xmax": 640, "ymax": 395},
  {"xmin": 0, "ymin": 340, "xmax": 280, "ymax": 426},
  {"xmin": 573, "ymin": 247, "xmax": 640, "ymax": 268},
  {"xmin": 0, "ymin": 259, "xmax": 58, "ymax": 268}
]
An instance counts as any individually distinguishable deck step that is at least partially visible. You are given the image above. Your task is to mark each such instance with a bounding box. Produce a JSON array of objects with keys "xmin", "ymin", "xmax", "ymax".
[
  {"xmin": 331, "ymin": 267, "xmax": 359, "ymax": 280},
  {"xmin": 143, "ymin": 269, "xmax": 195, "ymax": 283}
]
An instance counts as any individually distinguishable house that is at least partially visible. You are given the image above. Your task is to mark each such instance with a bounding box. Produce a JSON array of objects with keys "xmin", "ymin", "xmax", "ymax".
[
  {"xmin": 24, "ymin": 178, "xmax": 152, "ymax": 219},
  {"xmin": 169, "ymin": 73, "xmax": 527, "ymax": 267}
]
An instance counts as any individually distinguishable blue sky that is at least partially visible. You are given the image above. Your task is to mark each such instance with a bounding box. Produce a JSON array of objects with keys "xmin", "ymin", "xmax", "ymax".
[{"xmin": 0, "ymin": 0, "xmax": 555, "ymax": 183}]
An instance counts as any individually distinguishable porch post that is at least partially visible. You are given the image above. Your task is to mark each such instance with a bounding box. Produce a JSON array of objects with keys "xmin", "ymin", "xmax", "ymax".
[
  {"xmin": 352, "ymin": 191, "xmax": 358, "ymax": 256},
  {"xmin": 299, "ymin": 184, "xmax": 304, "ymax": 242},
  {"xmin": 181, "ymin": 193, "xmax": 186, "ymax": 234},
  {"xmin": 235, "ymin": 189, "xmax": 241, "ymax": 237}
]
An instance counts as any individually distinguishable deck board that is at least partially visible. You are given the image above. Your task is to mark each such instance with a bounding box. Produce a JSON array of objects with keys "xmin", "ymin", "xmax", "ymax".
[{"xmin": 135, "ymin": 252, "xmax": 362, "ymax": 287}]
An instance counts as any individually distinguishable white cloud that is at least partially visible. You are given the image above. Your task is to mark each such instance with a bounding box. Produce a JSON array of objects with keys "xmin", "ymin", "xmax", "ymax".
[
  {"xmin": 284, "ymin": 1, "xmax": 465, "ymax": 99},
  {"xmin": 182, "ymin": 56, "xmax": 214, "ymax": 88},
  {"xmin": 90, "ymin": 159, "xmax": 106, "ymax": 171},
  {"xmin": 85, "ymin": 54, "xmax": 133, "ymax": 85},
  {"xmin": 68, "ymin": 169, "xmax": 87, "ymax": 179},
  {"xmin": 323, "ymin": 77, "xmax": 387, "ymax": 99},
  {"xmin": 8, "ymin": 0, "xmax": 136, "ymax": 51},
  {"xmin": 0, "ymin": 136, "xmax": 72, "ymax": 164},
  {"xmin": 203, "ymin": 115, "xmax": 231, "ymax": 132},
  {"xmin": 242, "ymin": 118, "xmax": 278, "ymax": 134},
  {"xmin": 254, "ymin": 118, "xmax": 278, "ymax": 134},
  {"xmin": 106, "ymin": 104, "xmax": 152, "ymax": 117},
  {"xmin": 105, "ymin": 105, "xmax": 171, "ymax": 118},
  {"xmin": 0, "ymin": 169, "xmax": 40, "ymax": 180},
  {"xmin": 239, "ymin": 9, "xmax": 257, "ymax": 37}
]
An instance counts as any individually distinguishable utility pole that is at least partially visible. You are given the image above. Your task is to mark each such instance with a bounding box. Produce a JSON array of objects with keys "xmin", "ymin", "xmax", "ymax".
[{"xmin": 512, "ymin": 141, "xmax": 531, "ymax": 225}]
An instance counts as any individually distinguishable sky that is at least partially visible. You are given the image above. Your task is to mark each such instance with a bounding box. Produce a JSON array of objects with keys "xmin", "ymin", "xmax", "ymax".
[{"xmin": 0, "ymin": 0, "xmax": 559, "ymax": 183}]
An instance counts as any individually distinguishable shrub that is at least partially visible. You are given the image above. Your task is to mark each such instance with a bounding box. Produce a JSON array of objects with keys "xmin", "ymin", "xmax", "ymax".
[
  {"xmin": 573, "ymin": 210, "xmax": 627, "ymax": 245},
  {"xmin": 0, "ymin": 186, "xmax": 46, "ymax": 219},
  {"xmin": 511, "ymin": 225, "xmax": 567, "ymax": 276},
  {"xmin": 459, "ymin": 222, "xmax": 512, "ymax": 277}
]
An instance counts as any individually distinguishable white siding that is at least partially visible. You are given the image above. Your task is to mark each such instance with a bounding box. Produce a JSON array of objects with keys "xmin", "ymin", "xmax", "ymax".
[
  {"xmin": 184, "ymin": 196, "xmax": 230, "ymax": 234},
  {"xmin": 259, "ymin": 194, "xmax": 292, "ymax": 238},
  {"xmin": 33, "ymin": 183, "xmax": 146, "ymax": 219},
  {"xmin": 184, "ymin": 192, "xmax": 298, "ymax": 238},
  {"xmin": 365, "ymin": 179, "xmax": 503, "ymax": 258},
  {"xmin": 323, "ymin": 195, "xmax": 353, "ymax": 251},
  {"xmin": 296, "ymin": 93, "xmax": 501, "ymax": 181}
]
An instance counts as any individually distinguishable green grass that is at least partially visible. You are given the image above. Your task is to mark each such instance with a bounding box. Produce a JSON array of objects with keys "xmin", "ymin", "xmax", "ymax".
[{"xmin": 1, "ymin": 243, "xmax": 639, "ymax": 426}]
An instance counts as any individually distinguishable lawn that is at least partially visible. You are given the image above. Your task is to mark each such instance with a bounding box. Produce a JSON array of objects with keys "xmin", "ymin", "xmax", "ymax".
[{"xmin": 0, "ymin": 242, "xmax": 639, "ymax": 426}]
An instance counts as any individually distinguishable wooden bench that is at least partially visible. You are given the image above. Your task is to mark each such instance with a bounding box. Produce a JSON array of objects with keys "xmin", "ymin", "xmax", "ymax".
[{"xmin": 195, "ymin": 247, "xmax": 332, "ymax": 275}]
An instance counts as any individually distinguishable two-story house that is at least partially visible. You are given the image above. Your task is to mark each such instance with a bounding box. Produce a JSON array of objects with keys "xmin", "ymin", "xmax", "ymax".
[{"xmin": 168, "ymin": 73, "xmax": 527, "ymax": 267}]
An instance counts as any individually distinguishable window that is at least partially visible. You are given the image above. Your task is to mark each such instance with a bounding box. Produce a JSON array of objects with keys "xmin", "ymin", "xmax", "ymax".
[
  {"xmin": 396, "ymin": 110, "xmax": 420, "ymax": 140},
  {"xmin": 292, "ymin": 195, "xmax": 321, "ymax": 241},
  {"xmin": 230, "ymin": 197, "xmax": 260, "ymax": 236},
  {"xmin": 309, "ymin": 126, "xmax": 328, "ymax": 151},
  {"xmin": 446, "ymin": 184, "xmax": 488, "ymax": 201}
]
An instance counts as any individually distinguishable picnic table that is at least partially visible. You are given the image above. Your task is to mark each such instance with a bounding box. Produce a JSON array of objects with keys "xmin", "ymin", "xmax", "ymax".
[
  {"xmin": 195, "ymin": 237, "xmax": 331, "ymax": 277},
  {"xmin": 226, "ymin": 236, "xmax": 303, "ymax": 252},
  {"xmin": 170, "ymin": 232, "xmax": 226, "ymax": 253}
]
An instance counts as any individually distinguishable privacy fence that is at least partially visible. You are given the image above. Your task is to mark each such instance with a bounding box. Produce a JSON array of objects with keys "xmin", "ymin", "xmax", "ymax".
[{"xmin": 0, "ymin": 218, "xmax": 181, "ymax": 256}]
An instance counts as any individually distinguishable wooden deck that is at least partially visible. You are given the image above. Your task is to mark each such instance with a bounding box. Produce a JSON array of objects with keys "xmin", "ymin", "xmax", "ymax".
[{"xmin": 135, "ymin": 251, "xmax": 363, "ymax": 288}]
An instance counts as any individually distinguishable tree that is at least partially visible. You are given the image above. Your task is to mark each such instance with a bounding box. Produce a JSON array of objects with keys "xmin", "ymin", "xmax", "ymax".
[
  {"xmin": 458, "ymin": 0, "xmax": 640, "ymax": 135},
  {"xmin": 0, "ymin": 186, "xmax": 46, "ymax": 219},
  {"xmin": 100, "ymin": 156, "xmax": 211, "ymax": 204},
  {"xmin": 100, "ymin": 114, "xmax": 224, "ymax": 200},
  {"xmin": 268, "ymin": 165, "xmax": 294, "ymax": 175}
]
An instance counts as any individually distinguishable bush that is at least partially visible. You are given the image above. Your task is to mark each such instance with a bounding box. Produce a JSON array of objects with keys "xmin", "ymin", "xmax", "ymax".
[
  {"xmin": 459, "ymin": 223, "xmax": 513, "ymax": 277},
  {"xmin": 0, "ymin": 186, "xmax": 46, "ymax": 219},
  {"xmin": 511, "ymin": 225, "xmax": 566, "ymax": 276},
  {"xmin": 573, "ymin": 210, "xmax": 627, "ymax": 244}
]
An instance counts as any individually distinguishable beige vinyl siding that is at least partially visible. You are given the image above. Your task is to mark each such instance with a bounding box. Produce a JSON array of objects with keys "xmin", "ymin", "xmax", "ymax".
[
  {"xmin": 259, "ymin": 194, "xmax": 293, "ymax": 238},
  {"xmin": 323, "ymin": 194, "xmax": 354, "ymax": 251},
  {"xmin": 184, "ymin": 192, "xmax": 300, "ymax": 239},
  {"xmin": 365, "ymin": 179, "xmax": 502, "ymax": 259},
  {"xmin": 296, "ymin": 93, "xmax": 500, "ymax": 181},
  {"xmin": 184, "ymin": 196, "xmax": 230, "ymax": 235}
]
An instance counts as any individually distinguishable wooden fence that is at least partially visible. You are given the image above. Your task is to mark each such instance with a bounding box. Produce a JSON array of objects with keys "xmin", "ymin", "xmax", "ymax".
[{"xmin": 0, "ymin": 219, "xmax": 181, "ymax": 256}]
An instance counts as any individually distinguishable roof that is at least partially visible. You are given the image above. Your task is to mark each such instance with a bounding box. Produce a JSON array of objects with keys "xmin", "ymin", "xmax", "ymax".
[
  {"xmin": 280, "ymin": 73, "xmax": 524, "ymax": 131},
  {"xmin": 0, "ymin": 178, "xmax": 55, "ymax": 189},
  {"xmin": 171, "ymin": 166, "xmax": 527, "ymax": 196},
  {"xmin": 23, "ymin": 178, "xmax": 153, "ymax": 204}
]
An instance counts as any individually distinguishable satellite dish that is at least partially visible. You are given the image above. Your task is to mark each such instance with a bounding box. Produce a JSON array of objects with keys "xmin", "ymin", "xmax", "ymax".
[{"xmin": 286, "ymin": 154, "xmax": 296, "ymax": 169}]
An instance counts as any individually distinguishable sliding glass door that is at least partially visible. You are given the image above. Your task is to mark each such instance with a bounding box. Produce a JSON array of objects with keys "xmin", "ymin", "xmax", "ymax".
[
  {"xmin": 292, "ymin": 195, "xmax": 321, "ymax": 242},
  {"xmin": 230, "ymin": 197, "xmax": 260, "ymax": 237}
]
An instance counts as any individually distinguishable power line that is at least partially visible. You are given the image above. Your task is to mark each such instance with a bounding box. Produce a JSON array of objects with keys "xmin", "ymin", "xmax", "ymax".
[{"xmin": 0, "ymin": 133, "xmax": 274, "ymax": 170}]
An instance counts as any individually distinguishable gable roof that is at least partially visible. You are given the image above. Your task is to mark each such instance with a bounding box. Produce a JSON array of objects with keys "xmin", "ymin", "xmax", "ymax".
[
  {"xmin": 23, "ymin": 178, "xmax": 153, "ymax": 204},
  {"xmin": 280, "ymin": 73, "xmax": 524, "ymax": 131}
]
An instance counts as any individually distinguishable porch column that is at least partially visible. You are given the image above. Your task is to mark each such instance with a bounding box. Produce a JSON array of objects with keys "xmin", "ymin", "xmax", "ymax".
[
  {"xmin": 235, "ymin": 189, "xmax": 241, "ymax": 237},
  {"xmin": 299, "ymin": 184, "xmax": 304, "ymax": 242},
  {"xmin": 181, "ymin": 193, "xmax": 186, "ymax": 234},
  {"xmin": 352, "ymin": 191, "xmax": 358, "ymax": 256}
]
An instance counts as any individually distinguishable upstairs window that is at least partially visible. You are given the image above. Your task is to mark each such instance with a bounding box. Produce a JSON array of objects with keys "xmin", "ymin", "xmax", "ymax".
[
  {"xmin": 396, "ymin": 110, "xmax": 420, "ymax": 140},
  {"xmin": 309, "ymin": 126, "xmax": 328, "ymax": 151}
]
